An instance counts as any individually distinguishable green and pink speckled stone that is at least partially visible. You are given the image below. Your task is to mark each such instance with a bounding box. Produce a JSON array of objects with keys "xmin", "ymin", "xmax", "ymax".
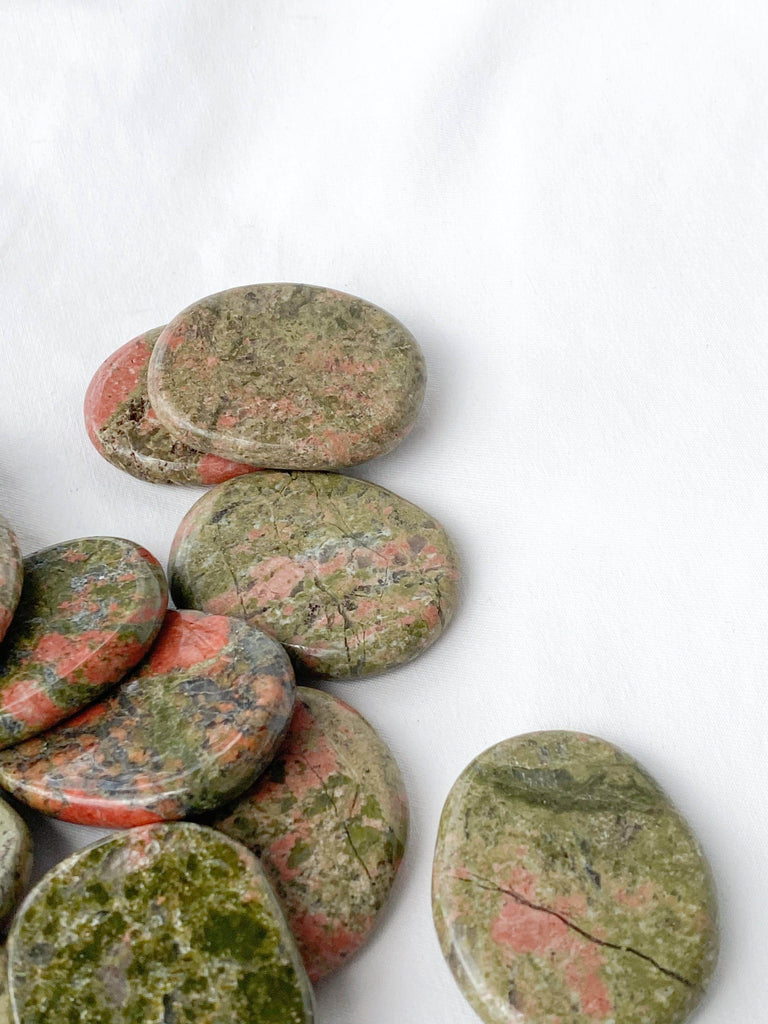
[
  {"xmin": 0, "ymin": 537, "xmax": 167, "ymax": 749},
  {"xmin": 0, "ymin": 610, "xmax": 295, "ymax": 828},
  {"xmin": 169, "ymin": 471, "xmax": 460, "ymax": 679},
  {"xmin": 84, "ymin": 327, "xmax": 257, "ymax": 486},
  {"xmin": 212, "ymin": 687, "xmax": 408, "ymax": 981},
  {"xmin": 432, "ymin": 731, "xmax": 719, "ymax": 1024},
  {"xmin": 8, "ymin": 822, "xmax": 315, "ymax": 1024},
  {"xmin": 0, "ymin": 518, "xmax": 22, "ymax": 646},
  {"xmin": 147, "ymin": 283, "xmax": 426, "ymax": 470}
]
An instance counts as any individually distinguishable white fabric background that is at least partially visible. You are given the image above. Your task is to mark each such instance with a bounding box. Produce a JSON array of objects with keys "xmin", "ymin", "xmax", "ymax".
[{"xmin": 1, "ymin": 2, "xmax": 766, "ymax": 1021}]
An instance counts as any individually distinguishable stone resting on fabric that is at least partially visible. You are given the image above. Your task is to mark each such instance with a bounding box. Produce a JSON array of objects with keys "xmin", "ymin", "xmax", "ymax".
[
  {"xmin": 432, "ymin": 731, "xmax": 719, "ymax": 1024},
  {"xmin": 147, "ymin": 282, "xmax": 427, "ymax": 470},
  {"xmin": 169, "ymin": 471, "xmax": 460, "ymax": 680}
]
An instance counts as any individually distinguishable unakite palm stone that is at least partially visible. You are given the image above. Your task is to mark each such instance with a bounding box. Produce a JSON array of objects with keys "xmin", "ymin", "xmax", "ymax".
[
  {"xmin": 169, "ymin": 472, "xmax": 460, "ymax": 679},
  {"xmin": 147, "ymin": 283, "xmax": 426, "ymax": 470},
  {"xmin": 212, "ymin": 687, "xmax": 408, "ymax": 981},
  {"xmin": 84, "ymin": 327, "xmax": 257, "ymax": 485},
  {"xmin": 8, "ymin": 822, "xmax": 315, "ymax": 1024},
  {"xmin": 0, "ymin": 518, "xmax": 22, "ymax": 645},
  {"xmin": 432, "ymin": 732, "xmax": 718, "ymax": 1024},
  {"xmin": 0, "ymin": 611, "xmax": 295, "ymax": 828},
  {"xmin": 0, "ymin": 538, "xmax": 167, "ymax": 749}
]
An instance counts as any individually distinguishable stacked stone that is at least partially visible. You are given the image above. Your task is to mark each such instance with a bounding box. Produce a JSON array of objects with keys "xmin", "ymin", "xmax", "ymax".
[
  {"xmin": 0, "ymin": 282, "xmax": 719, "ymax": 1024},
  {"xmin": 0, "ymin": 283, "xmax": 456, "ymax": 1022}
]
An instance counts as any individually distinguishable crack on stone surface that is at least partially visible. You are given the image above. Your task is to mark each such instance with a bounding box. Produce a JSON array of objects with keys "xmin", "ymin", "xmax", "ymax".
[
  {"xmin": 313, "ymin": 575, "xmax": 355, "ymax": 671},
  {"xmin": 300, "ymin": 756, "xmax": 373, "ymax": 885},
  {"xmin": 455, "ymin": 872, "xmax": 694, "ymax": 989},
  {"xmin": 215, "ymin": 528, "xmax": 249, "ymax": 620},
  {"xmin": 433, "ymin": 576, "xmax": 445, "ymax": 627}
]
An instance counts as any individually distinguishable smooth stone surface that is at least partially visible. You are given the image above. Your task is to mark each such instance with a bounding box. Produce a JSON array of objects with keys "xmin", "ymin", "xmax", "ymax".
[
  {"xmin": 0, "ymin": 518, "xmax": 22, "ymax": 646},
  {"xmin": 8, "ymin": 822, "xmax": 315, "ymax": 1024},
  {"xmin": 432, "ymin": 731, "xmax": 719, "ymax": 1024},
  {"xmin": 84, "ymin": 327, "xmax": 257, "ymax": 485},
  {"xmin": 147, "ymin": 283, "xmax": 426, "ymax": 470},
  {"xmin": 0, "ymin": 798, "xmax": 31, "ymax": 931},
  {"xmin": 0, "ymin": 538, "xmax": 167, "ymax": 749},
  {"xmin": 0, "ymin": 610, "xmax": 295, "ymax": 827},
  {"xmin": 169, "ymin": 471, "xmax": 460, "ymax": 679},
  {"xmin": 212, "ymin": 686, "xmax": 408, "ymax": 981}
]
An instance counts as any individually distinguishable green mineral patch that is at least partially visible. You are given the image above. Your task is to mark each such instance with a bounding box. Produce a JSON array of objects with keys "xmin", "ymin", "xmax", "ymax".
[{"xmin": 8, "ymin": 822, "xmax": 314, "ymax": 1024}]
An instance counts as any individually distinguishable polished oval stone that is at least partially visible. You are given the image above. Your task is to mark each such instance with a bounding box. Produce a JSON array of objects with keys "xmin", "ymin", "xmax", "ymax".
[
  {"xmin": 432, "ymin": 731, "xmax": 719, "ymax": 1024},
  {"xmin": 169, "ymin": 472, "xmax": 460, "ymax": 679},
  {"xmin": 147, "ymin": 283, "xmax": 426, "ymax": 470},
  {"xmin": 0, "ymin": 538, "xmax": 167, "ymax": 749},
  {"xmin": 85, "ymin": 327, "xmax": 257, "ymax": 486},
  {"xmin": 0, "ymin": 797, "xmax": 32, "ymax": 929},
  {"xmin": 0, "ymin": 518, "xmax": 21, "ymax": 647},
  {"xmin": 0, "ymin": 610, "xmax": 295, "ymax": 827},
  {"xmin": 212, "ymin": 686, "xmax": 408, "ymax": 981},
  {"xmin": 8, "ymin": 822, "xmax": 315, "ymax": 1024}
]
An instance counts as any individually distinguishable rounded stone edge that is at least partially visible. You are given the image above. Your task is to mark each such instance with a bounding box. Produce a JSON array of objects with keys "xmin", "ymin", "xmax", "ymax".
[
  {"xmin": 0, "ymin": 518, "xmax": 22, "ymax": 647},
  {"xmin": 168, "ymin": 471, "xmax": 461, "ymax": 681},
  {"xmin": 0, "ymin": 613, "xmax": 297, "ymax": 827},
  {"xmin": 147, "ymin": 283, "xmax": 427, "ymax": 470},
  {"xmin": 431, "ymin": 730, "xmax": 720, "ymax": 1024},
  {"xmin": 84, "ymin": 329, "xmax": 257, "ymax": 487},
  {"xmin": 7, "ymin": 821, "xmax": 316, "ymax": 1023},
  {"xmin": 0, "ymin": 800, "xmax": 32, "ymax": 933}
]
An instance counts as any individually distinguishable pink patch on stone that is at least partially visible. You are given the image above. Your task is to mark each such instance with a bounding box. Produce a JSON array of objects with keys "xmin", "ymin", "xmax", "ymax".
[
  {"xmin": 84, "ymin": 335, "xmax": 150, "ymax": 436},
  {"xmin": 248, "ymin": 557, "xmax": 306, "ymax": 602},
  {"xmin": 489, "ymin": 872, "xmax": 614, "ymax": 1021},
  {"xmin": 1, "ymin": 680, "xmax": 63, "ymax": 731},
  {"xmin": 198, "ymin": 454, "xmax": 256, "ymax": 485},
  {"xmin": 292, "ymin": 911, "xmax": 372, "ymax": 983},
  {"xmin": 144, "ymin": 611, "xmax": 231, "ymax": 674}
]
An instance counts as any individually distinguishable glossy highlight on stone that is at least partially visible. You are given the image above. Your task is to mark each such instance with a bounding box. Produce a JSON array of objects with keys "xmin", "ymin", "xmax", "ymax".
[
  {"xmin": 0, "ymin": 518, "xmax": 22, "ymax": 646},
  {"xmin": 432, "ymin": 731, "xmax": 719, "ymax": 1024},
  {"xmin": 0, "ymin": 798, "xmax": 31, "ymax": 929},
  {"xmin": 0, "ymin": 610, "xmax": 295, "ymax": 827},
  {"xmin": 84, "ymin": 327, "xmax": 257, "ymax": 485},
  {"xmin": 213, "ymin": 687, "xmax": 408, "ymax": 981},
  {"xmin": 0, "ymin": 537, "xmax": 167, "ymax": 749},
  {"xmin": 169, "ymin": 472, "xmax": 460, "ymax": 679},
  {"xmin": 147, "ymin": 283, "xmax": 427, "ymax": 470},
  {"xmin": 8, "ymin": 822, "xmax": 315, "ymax": 1024}
]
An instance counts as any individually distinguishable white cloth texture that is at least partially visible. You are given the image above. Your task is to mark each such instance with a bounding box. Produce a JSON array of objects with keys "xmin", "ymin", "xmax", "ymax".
[{"xmin": 1, "ymin": 2, "xmax": 766, "ymax": 1021}]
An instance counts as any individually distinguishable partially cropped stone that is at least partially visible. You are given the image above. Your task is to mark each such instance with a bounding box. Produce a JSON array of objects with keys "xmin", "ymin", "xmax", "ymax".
[
  {"xmin": 8, "ymin": 822, "xmax": 315, "ymax": 1024},
  {"xmin": 0, "ymin": 797, "xmax": 31, "ymax": 929},
  {"xmin": 0, "ymin": 518, "xmax": 22, "ymax": 646},
  {"xmin": 213, "ymin": 687, "xmax": 408, "ymax": 980},
  {"xmin": 169, "ymin": 471, "xmax": 460, "ymax": 679},
  {"xmin": 147, "ymin": 283, "xmax": 426, "ymax": 469},
  {"xmin": 432, "ymin": 731, "xmax": 718, "ymax": 1024}
]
